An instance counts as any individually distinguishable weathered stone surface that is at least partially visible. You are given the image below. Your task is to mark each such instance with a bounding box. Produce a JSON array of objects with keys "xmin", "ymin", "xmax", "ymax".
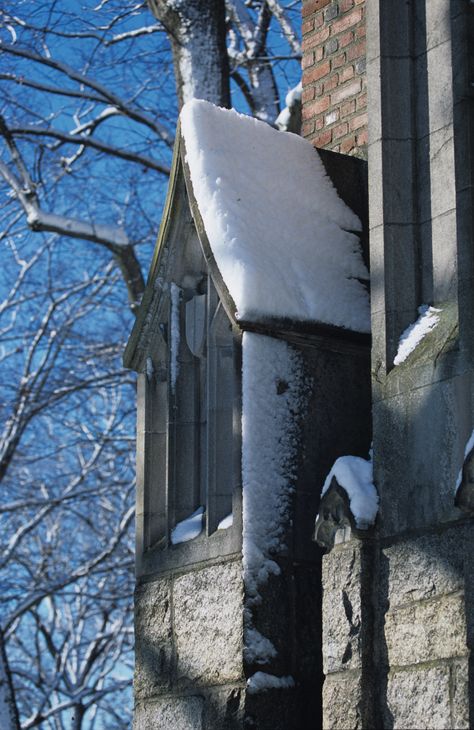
[
  {"xmin": 322, "ymin": 671, "xmax": 363, "ymax": 729},
  {"xmin": 452, "ymin": 658, "xmax": 469, "ymax": 729},
  {"xmin": 322, "ymin": 545, "xmax": 363, "ymax": 674},
  {"xmin": 134, "ymin": 696, "xmax": 204, "ymax": 730},
  {"xmin": 373, "ymin": 372, "xmax": 466, "ymax": 536},
  {"xmin": 203, "ymin": 687, "xmax": 244, "ymax": 730},
  {"xmin": 173, "ymin": 561, "xmax": 243, "ymax": 685},
  {"xmin": 385, "ymin": 665, "xmax": 451, "ymax": 729},
  {"xmin": 385, "ymin": 593, "xmax": 467, "ymax": 667},
  {"xmin": 134, "ymin": 579, "xmax": 173, "ymax": 697},
  {"xmin": 381, "ymin": 529, "xmax": 465, "ymax": 608}
]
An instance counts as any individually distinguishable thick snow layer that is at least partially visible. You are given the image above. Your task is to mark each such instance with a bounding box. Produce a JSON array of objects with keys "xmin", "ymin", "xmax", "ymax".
[
  {"xmin": 170, "ymin": 283, "xmax": 181, "ymax": 393},
  {"xmin": 180, "ymin": 99, "xmax": 370, "ymax": 332},
  {"xmin": 322, "ymin": 455, "xmax": 378, "ymax": 529},
  {"xmin": 170, "ymin": 506, "xmax": 204, "ymax": 545},
  {"xmin": 217, "ymin": 512, "xmax": 233, "ymax": 530},
  {"xmin": 394, "ymin": 305, "xmax": 441, "ymax": 365},
  {"xmin": 246, "ymin": 672, "xmax": 295, "ymax": 694},
  {"xmin": 242, "ymin": 333, "xmax": 306, "ymax": 604},
  {"xmin": 455, "ymin": 429, "xmax": 474, "ymax": 492}
]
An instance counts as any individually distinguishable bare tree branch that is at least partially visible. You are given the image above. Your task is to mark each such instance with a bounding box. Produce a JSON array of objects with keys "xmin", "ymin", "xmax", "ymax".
[
  {"xmin": 8, "ymin": 126, "xmax": 170, "ymax": 175},
  {"xmin": 0, "ymin": 41, "xmax": 174, "ymax": 145}
]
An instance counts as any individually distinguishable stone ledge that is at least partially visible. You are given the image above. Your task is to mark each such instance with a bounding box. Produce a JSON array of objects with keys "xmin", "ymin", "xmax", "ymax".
[{"xmin": 134, "ymin": 696, "xmax": 204, "ymax": 730}]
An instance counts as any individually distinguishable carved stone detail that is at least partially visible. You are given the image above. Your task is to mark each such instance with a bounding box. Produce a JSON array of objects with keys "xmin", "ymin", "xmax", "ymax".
[{"xmin": 313, "ymin": 477, "xmax": 373, "ymax": 550}]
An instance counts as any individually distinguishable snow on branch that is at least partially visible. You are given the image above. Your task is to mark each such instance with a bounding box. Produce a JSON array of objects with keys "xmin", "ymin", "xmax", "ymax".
[
  {"xmin": 265, "ymin": 0, "xmax": 301, "ymax": 55},
  {"xmin": 0, "ymin": 116, "xmax": 145, "ymax": 308},
  {"xmin": 105, "ymin": 24, "xmax": 164, "ymax": 46},
  {"xmin": 26, "ymin": 210, "xmax": 129, "ymax": 248}
]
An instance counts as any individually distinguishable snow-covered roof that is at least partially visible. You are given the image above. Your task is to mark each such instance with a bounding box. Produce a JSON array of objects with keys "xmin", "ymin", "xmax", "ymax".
[{"xmin": 180, "ymin": 99, "xmax": 370, "ymax": 333}]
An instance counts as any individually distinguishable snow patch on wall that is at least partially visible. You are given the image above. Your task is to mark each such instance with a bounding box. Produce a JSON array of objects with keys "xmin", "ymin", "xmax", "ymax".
[
  {"xmin": 180, "ymin": 99, "xmax": 370, "ymax": 332},
  {"xmin": 455, "ymin": 429, "xmax": 474, "ymax": 493},
  {"xmin": 246, "ymin": 671, "xmax": 295, "ymax": 694},
  {"xmin": 170, "ymin": 506, "xmax": 204, "ymax": 545},
  {"xmin": 242, "ymin": 332, "xmax": 306, "ymax": 602},
  {"xmin": 394, "ymin": 305, "xmax": 441, "ymax": 365},
  {"xmin": 322, "ymin": 455, "xmax": 378, "ymax": 529}
]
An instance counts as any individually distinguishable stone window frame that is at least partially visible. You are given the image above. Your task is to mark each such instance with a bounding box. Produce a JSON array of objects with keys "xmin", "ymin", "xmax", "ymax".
[{"xmin": 136, "ymin": 271, "xmax": 243, "ymax": 578}]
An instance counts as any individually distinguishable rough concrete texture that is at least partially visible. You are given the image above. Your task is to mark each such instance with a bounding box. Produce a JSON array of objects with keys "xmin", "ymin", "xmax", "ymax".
[
  {"xmin": 385, "ymin": 665, "xmax": 456, "ymax": 730},
  {"xmin": 134, "ymin": 579, "xmax": 173, "ymax": 698},
  {"xmin": 134, "ymin": 696, "xmax": 204, "ymax": 730},
  {"xmin": 384, "ymin": 592, "xmax": 467, "ymax": 667},
  {"xmin": 322, "ymin": 545, "xmax": 363, "ymax": 674},
  {"xmin": 322, "ymin": 671, "xmax": 363, "ymax": 729},
  {"xmin": 173, "ymin": 561, "xmax": 243, "ymax": 686},
  {"xmin": 380, "ymin": 529, "xmax": 465, "ymax": 608}
]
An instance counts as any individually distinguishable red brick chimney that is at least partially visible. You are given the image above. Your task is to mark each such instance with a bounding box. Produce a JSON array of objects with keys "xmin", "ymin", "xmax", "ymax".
[{"xmin": 301, "ymin": 0, "xmax": 367, "ymax": 157}]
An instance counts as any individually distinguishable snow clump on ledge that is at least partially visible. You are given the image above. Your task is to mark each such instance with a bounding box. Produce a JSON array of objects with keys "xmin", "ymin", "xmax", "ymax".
[
  {"xmin": 170, "ymin": 506, "xmax": 204, "ymax": 545},
  {"xmin": 394, "ymin": 305, "xmax": 441, "ymax": 365},
  {"xmin": 246, "ymin": 672, "xmax": 295, "ymax": 694},
  {"xmin": 217, "ymin": 512, "xmax": 233, "ymax": 530},
  {"xmin": 180, "ymin": 99, "xmax": 370, "ymax": 333},
  {"xmin": 322, "ymin": 455, "xmax": 378, "ymax": 529}
]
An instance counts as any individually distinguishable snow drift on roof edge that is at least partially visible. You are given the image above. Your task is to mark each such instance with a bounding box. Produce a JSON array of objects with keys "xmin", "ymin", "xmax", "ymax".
[{"xmin": 180, "ymin": 99, "xmax": 370, "ymax": 333}]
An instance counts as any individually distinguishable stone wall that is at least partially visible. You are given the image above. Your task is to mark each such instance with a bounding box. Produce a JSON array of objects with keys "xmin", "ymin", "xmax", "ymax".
[
  {"xmin": 376, "ymin": 526, "xmax": 471, "ymax": 730},
  {"xmin": 301, "ymin": 0, "xmax": 367, "ymax": 156},
  {"xmin": 321, "ymin": 524, "xmax": 472, "ymax": 730},
  {"xmin": 134, "ymin": 559, "xmax": 245, "ymax": 730}
]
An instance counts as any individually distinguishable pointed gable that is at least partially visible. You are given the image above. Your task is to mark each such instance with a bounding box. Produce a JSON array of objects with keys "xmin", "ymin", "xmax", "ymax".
[{"xmin": 180, "ymin": 99, "xmax": 370, "ymax": 332}]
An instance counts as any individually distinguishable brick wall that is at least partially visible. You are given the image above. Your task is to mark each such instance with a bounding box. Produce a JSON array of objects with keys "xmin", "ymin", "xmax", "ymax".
[{"xmin": 301, "ymin": 0, "xmax": 367, "ymax": 157}]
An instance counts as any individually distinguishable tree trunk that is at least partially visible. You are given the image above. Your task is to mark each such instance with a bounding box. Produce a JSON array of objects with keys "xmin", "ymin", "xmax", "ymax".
[
  {"xmin": 0, "ymin": 634, "xmax": 20, "ymax": 730},
  {"xmin": 71, "ymin": 703, "xmax": 86, "ymax": 730},
  {"xmin": 148, "ymin": 0, "xmax": 230, "ymax": 108}
]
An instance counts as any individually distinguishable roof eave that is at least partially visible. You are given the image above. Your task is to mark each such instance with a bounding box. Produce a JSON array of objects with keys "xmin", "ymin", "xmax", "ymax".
[{"xmin": 123, "ymin": 124, "xmax": 184, "ymax": 371}]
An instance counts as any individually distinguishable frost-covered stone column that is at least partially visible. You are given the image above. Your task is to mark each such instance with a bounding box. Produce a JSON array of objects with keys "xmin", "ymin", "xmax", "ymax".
[{"xmin": 241, "ymin": 332, "xmax": 308, "ymax": 727}]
